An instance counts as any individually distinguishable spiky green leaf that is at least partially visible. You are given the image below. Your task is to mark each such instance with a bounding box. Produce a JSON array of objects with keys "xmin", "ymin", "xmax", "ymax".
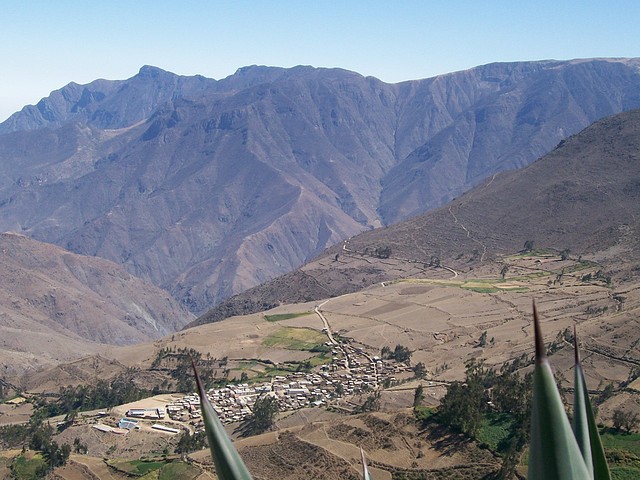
[
  {"xmin": 192, "ymin": 359, "xmax": 253, "ymax": 480},
  {"xmin": 573, "ymin": 331, "xmax": 611, "ymax": 480},
  {"xmin": 528, "ymin": 303, "xmax": 591, "ymax": 480}
]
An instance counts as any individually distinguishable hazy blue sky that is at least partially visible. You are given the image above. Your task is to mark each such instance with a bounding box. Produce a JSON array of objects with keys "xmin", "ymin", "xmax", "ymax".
[{"xmin": 1, "ymin": 1, "xmax": 638, "ymax": 121}]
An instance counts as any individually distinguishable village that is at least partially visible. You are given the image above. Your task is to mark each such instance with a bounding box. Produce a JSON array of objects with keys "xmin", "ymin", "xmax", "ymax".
[{"xmin": 122, "ymin": 341, "xmax": 415, "ymax": 432}]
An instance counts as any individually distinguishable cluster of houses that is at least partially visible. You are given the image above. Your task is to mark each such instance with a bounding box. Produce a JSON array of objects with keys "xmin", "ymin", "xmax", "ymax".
[
  {"xmin": 86, "ymin": 334, "xmax": 417, "ymax": 438},
  {"xmin": 162, "ymin": 351, "xmax": 413, "ymax": 426}
]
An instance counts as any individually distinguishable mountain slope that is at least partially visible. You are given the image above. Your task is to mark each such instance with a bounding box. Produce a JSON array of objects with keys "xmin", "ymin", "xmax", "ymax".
[
  {"xmin": 0, "ymin": 232, "xmax": 192, "ymax": 373},
  {"xmin": 191, "ymin": 107, "xmax": 640, "ymax": 327},
  {"xmin": 1, "ymin": 59, "xmax": 640, "ymax": 312}
]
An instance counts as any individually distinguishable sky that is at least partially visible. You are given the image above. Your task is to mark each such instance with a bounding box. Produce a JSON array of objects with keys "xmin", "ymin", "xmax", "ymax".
[{"xmin": 1, "ymin": 0, "xmax": 638, "ymax": 122}]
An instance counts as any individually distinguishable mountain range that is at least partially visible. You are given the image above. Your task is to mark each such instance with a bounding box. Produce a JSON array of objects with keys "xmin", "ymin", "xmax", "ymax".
[
  {"xmin": 1, "ymin": 58, "xmax": 640, "ymax": 313},
  {"xmin": 193, "ymin": 107, "xmax": 640, "ymax": 326}
]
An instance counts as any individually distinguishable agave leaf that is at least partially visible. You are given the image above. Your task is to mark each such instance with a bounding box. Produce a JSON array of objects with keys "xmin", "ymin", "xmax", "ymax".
[
  {"xmin": 528, "ymin": 303, "xmax": 591, "ymax": 480},
  {"xmin": 360, "ymin": 446, "xmax": 373, "ymax": 480},
  {"xmin": 573, "ymin": 329, "xmax": 611, "ymax": 480},
  {"xmin": 192, "ymin": 358, "xmax": 253, "ymax": 480}
]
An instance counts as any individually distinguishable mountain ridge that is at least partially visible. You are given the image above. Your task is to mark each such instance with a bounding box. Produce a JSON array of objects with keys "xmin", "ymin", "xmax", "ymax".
[
  {"xmin": 190, "ymin": 107, "xmax": 640, "ymax": 327},
  {"xmin": 1, "ymin": 58, "xmax": 640, "ymax": 313}
]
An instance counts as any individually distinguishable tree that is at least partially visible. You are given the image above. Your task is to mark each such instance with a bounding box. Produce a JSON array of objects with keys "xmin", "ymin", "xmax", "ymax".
[
  {"xmin": 175, "ymin": 430, "xmax": 207, "ymax": 454},
  {"xmin": 500, "ymin": 265, "xmax": 509, "ymax": 279},
  {"xmin": 612, "ymin": 408, "xmax": 639, "ymax": 433},
  {"xmin": 392, "ymin": 344, "xmax": 412, "ymax": 363},
  {"xmin": 478, "ymin": 331, "xmax": 488, "ymax": 348},
  {"xmin": 523, "ymin": 240, "xmax": 534, "ymax": 252},
  {"xmin": 73, "ymin": 437, "xmax": 88, "ymax": 454},
  {"xmin": 359, "ymin": 391, "xmax": 381, "ymax": 412},
  {"xmin": 243, "ymin": 395, "xmax": 279, "ymax": 436},
  {"xmin": 413, "ymin": 362, "xmax": 426, "ymax": 379},
  {"xmin": 413, "ymin": 384, "xmax": 425, "ymax": 408},
  {"xmin": 437, "ymin": 361, "xmax": 489, "ymax": 438},
  {"xmin": 560, "ymin": 248, "xmax": 571, "ymax": 261}
]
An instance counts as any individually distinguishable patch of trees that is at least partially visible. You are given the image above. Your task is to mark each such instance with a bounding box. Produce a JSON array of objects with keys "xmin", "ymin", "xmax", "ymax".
[
  {"xmin": 374, "ymin": 246, "xmax": 392, "ymax": 259},
  {"xmin": 612, "ymin": 408, "xmax": 639, "ymax": 433},
  {"xmin": 412, "ymin": 362, "xmax": 426, "ymax": 378},
  {"xmin": 34, "ymin": 372, "xmax": 151, "ymax": 418},
  {"xmin": 152, "ymin": 346, "xmax": 223, "ymax": 391},
  {"xmin": 1, "ymin": 417, "xmax": 73, "ymax": 475},
  {"xmin": 381, "ymin": 344, "xmax": 412, "ymax": 363},
  {"xmin": 413, "ymin": 384, "xmax": 425, "ymax": 408},
  {"xmin": 175, "ymin": 430, "xmax": 207, "ymax": 454},
  {"xmin": 581, "ymin": 269, "xmax": 612, "ymax": 286},
  {"xmin": 238, "ymin": 395, "xmax": 279, "ymax": 436},
  {"xmin": 358, "ymin": 391, "xmax": 381, "ymax": 412},
  {"xmin": 422, "ymin": 359, "xmax": 533, "ymax": 479}
]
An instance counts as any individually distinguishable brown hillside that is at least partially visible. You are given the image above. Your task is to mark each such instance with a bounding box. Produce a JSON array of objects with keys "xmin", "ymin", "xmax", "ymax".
[
  {"xmin": 0, "ymin": 233, "xmax": 192, "ymax": 375},
  {"xmin": 192, "ymin": 107, "xmax": 640, "ymax": 327}
]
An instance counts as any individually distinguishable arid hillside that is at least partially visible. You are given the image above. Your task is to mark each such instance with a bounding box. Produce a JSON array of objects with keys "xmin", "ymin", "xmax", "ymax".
[
  {"xmin": 0, "ymin": 232, "xmax": 192, "ymax": 375},
  {"xmin": 193, "ymin": 107, "xmax": 640, "ymax": 326}
]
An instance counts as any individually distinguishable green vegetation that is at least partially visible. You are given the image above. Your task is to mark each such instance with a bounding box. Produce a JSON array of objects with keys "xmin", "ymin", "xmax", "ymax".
[
  {"xmin": 510, "ymin": 247, "xmax": 556, "ymax": 258},
  {"xmin": 476, "ymin": 413, "xmax": 515, "ymax": 452},
  {"xmin": 413, "ymin": 384, "xmax": 424, "ymax": 407},
  {"xmin": 107, "ymin": 458, "xmax": 201, "ymax": 478},
  {"xmin": 381, "ymin": 344, "xmax": 412, "ymax": 363},
  {"xmin": 264, "ymin": 311, "xmax": 311, "ymax": 322},
  {"xmin": 33, "ymin": 371, "xmax": 151, "ymax": 417},
  {"xmin": 436, "ymin": 360, "xmax": 492, "ymax": 439},
  {"xmin": 157, "ymin": 462, "xmax": 201, "ymax": 479},
  {"xmin": 175, "ymin": 430, "xmax": 208, "ymax": 454},
  {"xmin": 262, "ymin": 327, "xmax": 327, "ymax": 351},
  {"xmin": 601, "ymin": 431, "xmax": 640, "ymax": 456},
  {"xmin": 374, "ymin": 245, "xmax": 392, "ymax": 258},
  {"xmin": 110, "ymin": 459, "xmax": 166, "ymax": 475},
  {"xmin": 600, "ymin": 430, "xmax": 640, "ymax": 480},
  {"xmin": 238, "ymin": 395, "xmax": 279, "ymax": 437},
  {"xmin": 413, "ymin": 406, "xmax": 436, "ymax": 423},
  {"xmin": 1, "ymin": 415, "xmax": 73, "ymax": 476},
  {"xmin": 10, "ymin": 453, "xmax": 46, "ymax": 480}
]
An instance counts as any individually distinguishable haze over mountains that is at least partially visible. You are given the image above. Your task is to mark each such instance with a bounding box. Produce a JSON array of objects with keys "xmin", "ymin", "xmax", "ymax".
[{"xmin": 1, "ymin": 58, "xmax": 640, "ymax": 313}]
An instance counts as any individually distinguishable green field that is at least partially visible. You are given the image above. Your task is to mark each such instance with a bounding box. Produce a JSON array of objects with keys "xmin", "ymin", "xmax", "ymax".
[
  {"xmin": 601, "ymin": 430, "xmax": 640, "ymax": 479},
  {"xmin": 263, "ymin": 327, "xmax": 327, "ymax": 351},
  {"xmin": 264, "ymin": 311, "xmax": 312, "ymax": 322},
  {"xmin": 9, "ymin": 453, "xmax": 45, "ymax": 480},
  {"xmin": 109, "ymin": 459, "xmax": 166, "ymax": 475},
  {"xmin": 156, "ymin": 461, "xmax": 201, "ymax": 479},
  {"xmin": 476, "ymin": 413, "xmax": 514, "ymax": 452}
]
